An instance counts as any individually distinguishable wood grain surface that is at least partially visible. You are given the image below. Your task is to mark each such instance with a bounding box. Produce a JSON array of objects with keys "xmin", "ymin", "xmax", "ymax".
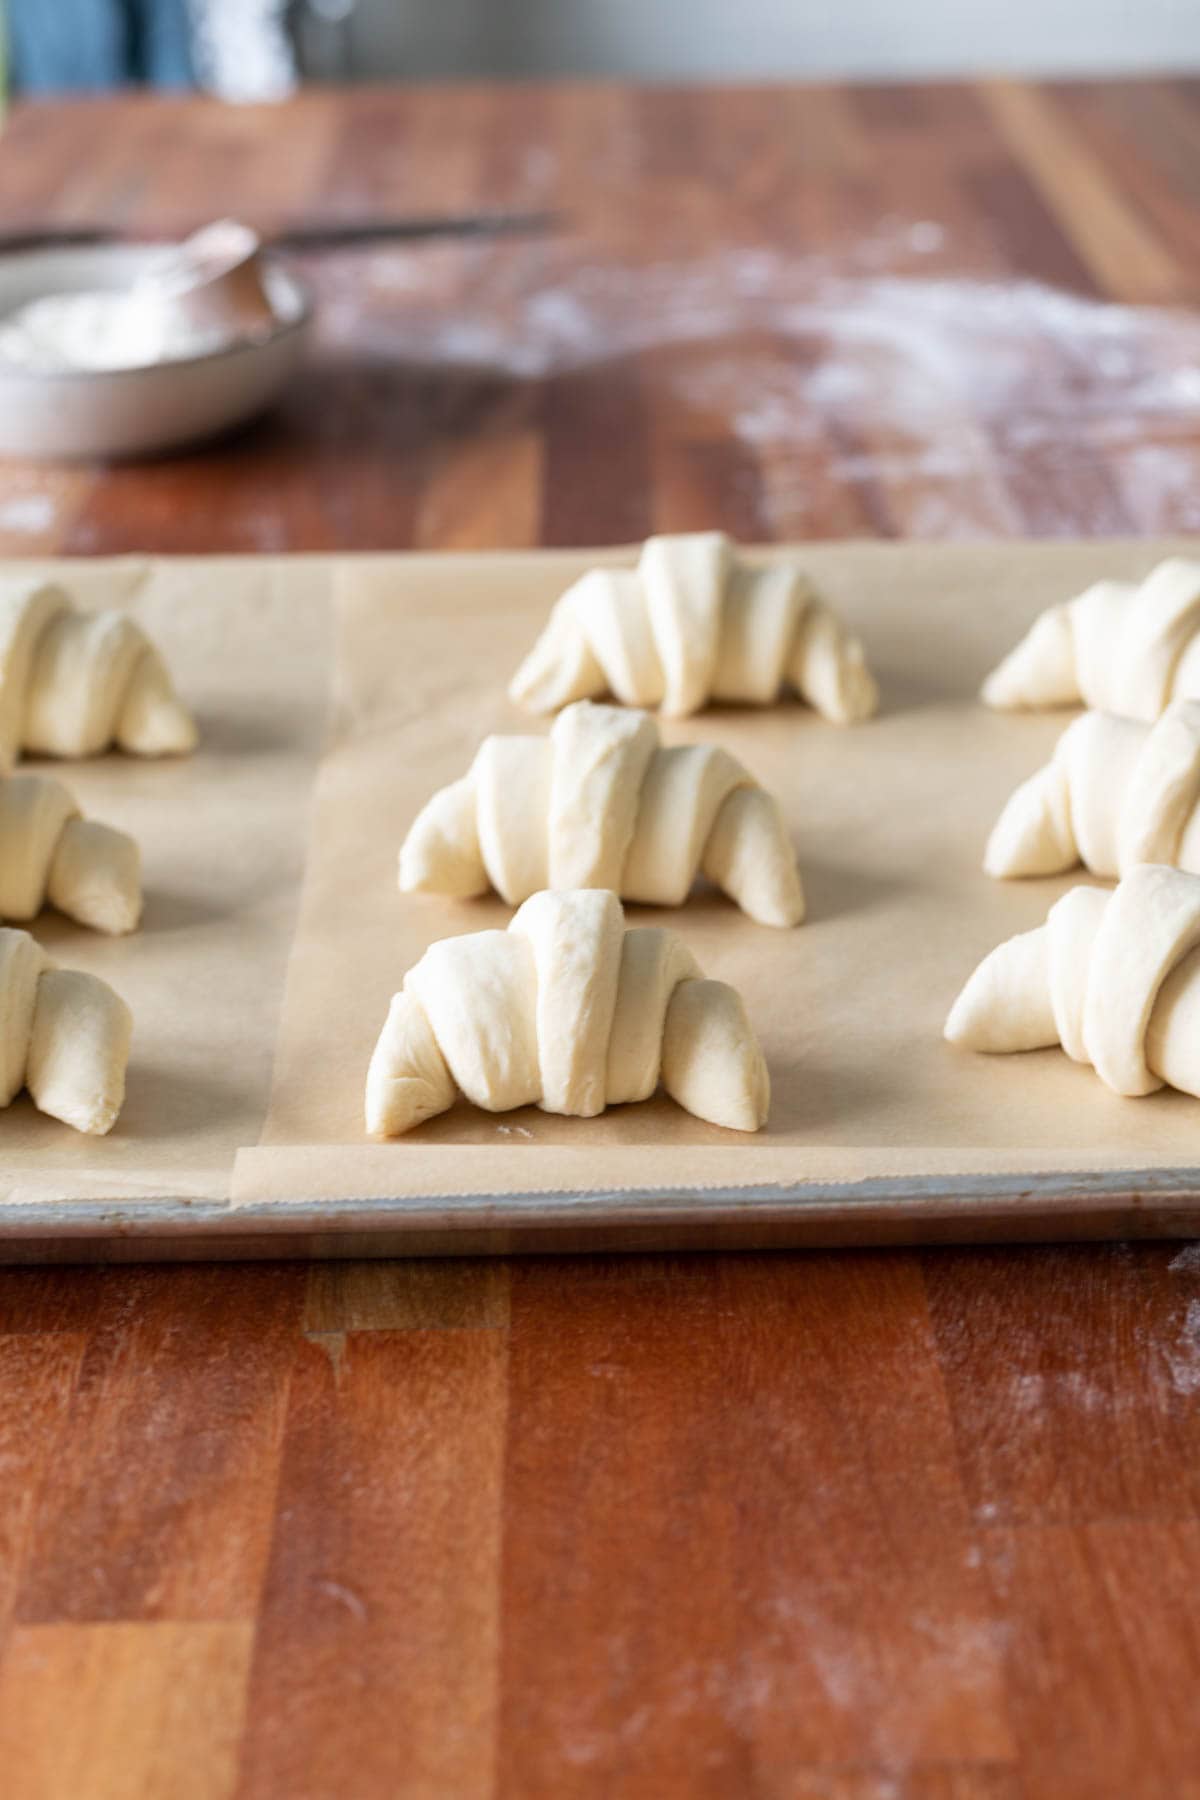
[{"xmin": 1, "ymin": 77, "xmax": 1200, "ymax": 1798}]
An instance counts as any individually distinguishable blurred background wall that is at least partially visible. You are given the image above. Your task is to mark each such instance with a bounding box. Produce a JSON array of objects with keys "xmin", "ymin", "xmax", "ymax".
[
  {"xmin": 9, "ymin": 0, "xmax": 1200, "ymax": 97},
  {"xmin": 310, "ymin": 0, "xmax": 1200, "ymax": 83}
]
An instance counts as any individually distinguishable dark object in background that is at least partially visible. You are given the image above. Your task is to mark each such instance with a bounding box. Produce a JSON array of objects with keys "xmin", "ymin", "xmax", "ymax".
[
  {"xmin": 0, "ymin": 212, "xmax": 564, "ymax": 253},
  {"xmin": 8, "ymin": 0, "xmax": 195, "ymax": 92}
]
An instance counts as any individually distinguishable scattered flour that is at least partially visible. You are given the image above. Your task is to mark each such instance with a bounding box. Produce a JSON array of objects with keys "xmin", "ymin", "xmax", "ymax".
[
  {"xmin": 305, "ymin": 233, "xmax": 1200, "ymax": 536},
  {"xmin": 313, "ymin": 1577, "xmax": 368, "ymax": 1622},
  {"xmin": 1059, "ymin": 1371, "xmax": 1108, "ymax": 1413},
  {"xmin": 1011, "ymin": 1372, "xmax": 1046, "ymax": 1411},
  {"xmin": 1008, "ymin": 1368, "xmax": 1108, "ymax": 1416},
  {"xmin": 1164, "ymin": 1297, "xmax": 1200, "ymax": 1396},
  {"xmin": 907, "ymin": 221, "xmax": 946, "ymax": 255},
  {"xmin": 0, "ymin": 492, "xmax": 56, "ymax": 534}
]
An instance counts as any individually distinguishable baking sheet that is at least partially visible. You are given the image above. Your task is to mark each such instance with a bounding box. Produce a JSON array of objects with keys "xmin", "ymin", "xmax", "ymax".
[
  {"xmin": 3, "ymin": 541, "xmax": 1200, "ymax": 1259},
  {"xmin": 0, "ymin": 555, "xmax": 330, "ymax": 1204}
]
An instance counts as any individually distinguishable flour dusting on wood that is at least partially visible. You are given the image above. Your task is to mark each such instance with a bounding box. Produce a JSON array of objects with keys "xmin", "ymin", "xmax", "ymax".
[
  {"xmin": 1165, "ymin": 1297, "xmax": 1200, "ymax": 1396},
  {"xmin": 302, "ymin": 231, "xmax": 1200, "ymax": 539}
]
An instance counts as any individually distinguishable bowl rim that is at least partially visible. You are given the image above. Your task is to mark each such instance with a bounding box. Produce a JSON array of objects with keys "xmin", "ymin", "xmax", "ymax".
[{"xmin": 0, "ymin": 256, "xmax": 314, "ymax": 383}]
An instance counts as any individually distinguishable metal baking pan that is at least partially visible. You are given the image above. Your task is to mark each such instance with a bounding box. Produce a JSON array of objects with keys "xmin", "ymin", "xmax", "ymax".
[{"xmin": 3, "ymin": 1168, "xmax": 1197, "ymax": 1264}]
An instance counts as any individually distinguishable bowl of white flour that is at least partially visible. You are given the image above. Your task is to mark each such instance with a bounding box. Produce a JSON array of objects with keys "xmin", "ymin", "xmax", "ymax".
[{"xmin": 0, "ymin": 243, "xmax": 312, "ymax": 459}]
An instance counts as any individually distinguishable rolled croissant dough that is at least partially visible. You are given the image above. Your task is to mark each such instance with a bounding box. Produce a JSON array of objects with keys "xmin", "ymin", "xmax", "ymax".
[
  {"xmin": 509, "ymin": 531, "xmax": 879, "ymax": 724},
  {"xmin": 400, "ymin": 699, "xmax": 805, "ymax": 927},
  {"xmin": 947, "ymin": 864, "xmax": 1200, "ymax": 1101},
  {"xmin": 983, "ymin": 557, "xmax": 1200, "ymax": 721},
  {"xmin": 0, "ymin": 577, "xmax": 196, "ymax": 769},
  {"xmin": 986, "ymin": 700, "xmax": 1200, "ymax": 882},
  {"xmin": 367, "ymin": 888, "xmax": 770, "ymax": 1138},
  {"xmin": 0, "ymin": 927, "xmax": 131, "ymax": 1134},
  {"xmin": 0, "ymin": 771, "xmax": 141, "ymax": 934}
]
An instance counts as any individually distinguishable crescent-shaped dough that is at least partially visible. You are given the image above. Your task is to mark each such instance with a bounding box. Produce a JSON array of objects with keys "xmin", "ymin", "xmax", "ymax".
[
  {"xmin": 983, "ymin": 558, "xmax": 1200, "ymax": 720},
  {"xmin": 400, "ymin": 700, "xmax": 805, "ymax": 927},
  {"xmin": 365, "ymin": 888, "xmax": 770, "ymax": 1137},
  {"xmin": 0, "ymin": 927, "xmax": 132, "ymax": 1133},
  {"xmin": 0, "ymin": 577, "xmax": 197, "ymax": 771},
  {"xmin": 945, "ymin": 863, "xmax": 1200, "ymax": 1098},
  {"xmin": 509, "ymin": 532, "xmax": 878, "ymax": 724},
  {"xmin": 985, "ymin": 700, "xmax": 1200, "ymax": 881},
  {"xmin": 0, "ymin": 771, "xmax": 141, "ymax": 933}
]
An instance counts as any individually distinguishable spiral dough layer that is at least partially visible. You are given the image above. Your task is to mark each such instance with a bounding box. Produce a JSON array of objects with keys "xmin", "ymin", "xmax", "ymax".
[
  {"xmin": 946, "ymin": 864, "xmax": 1200, "ymax": 1099},
  {"xmin": 983, "ymin": 558, "xmax": 1200, "ymax": 721},
  {"xmin": 400, "ymin": 700, "xmax": 805, "ymax": 927},
  {"xmin": 985, "ymin": 700, "xmax": 1200, "ymax": 882},
  {"xmin": 0, "ymin": 578, "xmax": 197, "ymax": 770},
  {"xmin": 0, "ymin": 927, "xmax": 132, "ymax": 1133},
  {"xmin": 0, "ymin": 772, "xmax": 141, "ymax": 933},
  {"xmin": 366, "ymin": 889, "xmax": 770, "ymax": 1137},
  {"xmin": 509, "ymin": 532, "xmax": 878, "ymax": 723}
]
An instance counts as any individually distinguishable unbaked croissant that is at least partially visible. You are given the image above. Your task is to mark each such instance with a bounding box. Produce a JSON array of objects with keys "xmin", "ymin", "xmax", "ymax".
[
  {"xmin": 509, "ymin": 531, "xmax": 878, "ymax": 723},
  {"xmin": 0, "ymin": 927, "xmax": 131, "ymax": 1132},
  {"xmin": 366, "ymin": 888, "xmax": 770, "ymax": 1137},
  {"xmin": 0, "ymin": 772, "xmax": 141, "ymax": 933},
  {"xmin": 0, "ymin": 577, "xmax": 197, "ymax": 770},
  {"xmin": 946, "ymin": 864, "xmax": 1200, "ymax": 1099},
  {"xmin": 400, "ymin": 699, "xmax": 805, "ymax": 927},
  {"xmin": 983, "ymin": 558, "xmax": 1200, "ymax": 720},
  {"xmin": 986, "ymin": 700, "xmax": 1200, "ymax": 881}
]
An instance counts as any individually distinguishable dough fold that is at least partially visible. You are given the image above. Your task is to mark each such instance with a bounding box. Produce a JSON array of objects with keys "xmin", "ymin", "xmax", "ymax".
[
  {"xmin": 0, "ymin": 927, "xmax": 131, "ymax": 1133},
  {"xmin": 365, "ymin": 888, "xmax": 770, "ymax": 1137},
  {"xmin": 509, "ymin": 532, "xmax": 878, "ymax": 724},
  {"xmin": 982, "ymin": 559, "xmax": 1200, "ymax": 720},
  {"xmin": 0, "ymin": 771, "xmax": 141, "ymax": 933},
  {"xmin": 400, "ymin": 699, "xmax": 805, "ymax": 927},
  {"xmin": 0, "ymin": 577, "xmax": 197, "ymax": 770},
  {"xmin": 945, "ymin": 864, "xmax": 1200, "ymax": 1099},
  {"xmin": 985, "ymin": 700, "xmax": 1200, "ymax": 882}
]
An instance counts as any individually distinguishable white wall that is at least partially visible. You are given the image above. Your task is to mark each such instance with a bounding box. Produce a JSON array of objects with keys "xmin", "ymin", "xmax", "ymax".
[{"xmin": 332, "ymin": 0, "xmax": 1200, "ymax": 81}]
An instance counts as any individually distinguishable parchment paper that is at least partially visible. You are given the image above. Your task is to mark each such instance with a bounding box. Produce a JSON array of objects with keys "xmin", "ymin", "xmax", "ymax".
[
  {"xmin": 5, "ymin": 541, "xmax": 1200, "ymax": 1212},
  {"xmin": 239, "ymin": 537, "xmax": 1200, "ymax": 1203},
  {"xmin": 0, "ymin": 555, "xmax": 331, "ymax": 1202}
]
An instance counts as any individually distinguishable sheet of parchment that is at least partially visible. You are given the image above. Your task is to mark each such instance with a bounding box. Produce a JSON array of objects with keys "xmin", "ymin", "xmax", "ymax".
[
  {"xmin": 234, "ymin": 536, "xmax": 1200, "ymax": 1205},
  {"xmin": 0, "ymin": 555, "xmax": 331, "ymax": 1203},
  {"xmin": 7, "ymin": 540, "xmax": 1200, "ymax": 1210}
]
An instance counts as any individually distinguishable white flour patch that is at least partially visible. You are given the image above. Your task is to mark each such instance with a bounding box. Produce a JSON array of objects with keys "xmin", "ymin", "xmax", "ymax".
[
  {"xmin": 803, "ymin": 1605, "xmax": 1010, "ymax": 1764},
  {"xmin": 1012, "ymin": 1372, "xmax": 1046, "ymax": 1411},
  {"xmin": 0, "ymin": 491, "xmax": 57, "ymax": 533},
  {"xmin": 1117, "ymin": 442, "xmax": 1200, "ymax": 532},
  {"xmin": 1165, "ymin": 1297, "xmax": 1200, "ymax": 1395},
  {"xmin": 243, "ymin": 514, "xmax": 289, "ymax": 553},
  {"xmin": 542, "ymin": 1579, "xmax": 1007, "ymax": 1778},
  {"xmin": 1004, "ymin": 1368, "xmax": 1113, "ymax": 1418},
  {"xmin": 308, "ymin": 237, "xmax": 1200, "ymax": 535},
  {"xmin": 908, "ymin": 221, "xmax": 946, "ymax": 255},
  {"xmin": 1170, "ymin": 1243, "xmax": 1200, "ymax": 1274},
  {"xmin": 1059, "ymin": 1371, "xmax": 1108, "ymax": 1413},
  {"xmin": 323, "ymin": 243, "xmax": 1200, "ymax": 417}
]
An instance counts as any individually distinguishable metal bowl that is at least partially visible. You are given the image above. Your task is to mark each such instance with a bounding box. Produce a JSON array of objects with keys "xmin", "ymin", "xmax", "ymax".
[{"xmin": 0, "ymin": 245, "xmax": 313, "ymax": 460}]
